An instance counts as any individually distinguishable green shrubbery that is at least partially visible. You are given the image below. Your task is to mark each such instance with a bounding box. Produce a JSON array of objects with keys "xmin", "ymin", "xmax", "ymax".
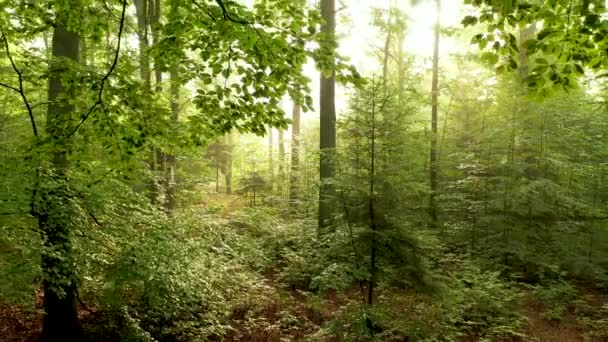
[{"xmin": 82, "ymin": 208, "xmax": 273, "ymax": 341}]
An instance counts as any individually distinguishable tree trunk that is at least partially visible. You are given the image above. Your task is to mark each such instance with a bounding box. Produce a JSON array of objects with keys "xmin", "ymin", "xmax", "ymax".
[
  {"xmin": 289, "ymin": 103, "xmax": 300, "ymax": 206},
  {"xmin": 368, "ymin": 84, "xmax": 377, "ymax": 307},
  {"xmin": 134, "ymin": 0, "xmax": 151, "ymax": 92},
  {"xmin": 382, "ymin": 18, "xmax": 391, "ymax": 87},
  {"xmin": 134, "ymin": 0, "xmax": 159, "ymax": 204},
  {"xmin": 224, "ymin": 133, "xmax": 233, "ymax": 194},
  {"xmin": 278, "ymin": 128, "xmax": 285, "ymax": 195},
  {"xmin": 165, "ymin": 0, "xmax": 180, "ymax": 209},
  {"xmin": 39, "ymin": 13, "xmax": 84, "ymax": 341},
  {"xmin": 268, "ymin": 125, "xmax": 274, "ymax": 192},
  {"xmin": 429, "ymin": 0, "xmax": 440, "ymax": 227},
  {"xmin": 319, "ymin": 0, "xmax": 336, "ymax": 232},
  {"xmin": 151, "ymin": 0, "xmax": 170, "ymax": 209}
]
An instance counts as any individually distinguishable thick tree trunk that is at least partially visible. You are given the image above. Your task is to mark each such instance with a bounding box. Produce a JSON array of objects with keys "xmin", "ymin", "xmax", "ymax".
[
  {"xmin": 429, "ymin": 0, "xmax": 440, "ymax": 227},
  {"xmin": 40, "ymin": 15, "xmax": 84, "ymax": 341},
  {"xmin": 319, "ymin": 0, "xmax": 336, "ymax": 232}
]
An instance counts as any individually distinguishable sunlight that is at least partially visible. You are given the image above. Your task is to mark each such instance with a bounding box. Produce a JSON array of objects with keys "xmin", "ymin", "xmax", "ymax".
[{"xmin": 403, "ymin": 0, "xmax": 462, "ymax": 57}]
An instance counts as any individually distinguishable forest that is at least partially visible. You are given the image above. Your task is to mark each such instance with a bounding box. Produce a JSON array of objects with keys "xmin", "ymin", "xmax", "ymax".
[{"xmin": 1, "ymin": 0, "xmax": 608, "ymax": 341}]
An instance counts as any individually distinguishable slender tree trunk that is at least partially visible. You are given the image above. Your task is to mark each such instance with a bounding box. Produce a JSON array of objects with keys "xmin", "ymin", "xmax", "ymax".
[
  {"xmin": 135, "ymin": 0, "xmax": 151, "ymax": 91},
  {"xmin": 289, "ymin": 103, "xmax": 301, "ymax": 206},
  {"xmin": 268, "ymin": 125, "xmax": 274, "ymax": 192},
  {"xmin": 382, "ymin": 21, "xmax": 391, "ymax": 87},
  {"xmin": 368, "ymin": 85, "xmax": 377, "ymax": 307},
  {"xmin": 216, "ymin": 166, "xmax": 220, "ymax": 192},
  {"xmin": 319, "ymin": 0, "xmax": 336, "ymax": 232},
  {"xmin": 135, "ymin": 0, "xmax": 159, "ymax": 204},
  {"xmin": 429, "ymin": 0, "xmax": 440, "ymax": 227},
  {"xmin": 151, "ymin": 0, "xmax": 170, "ymax": 208},
  {"xmin": 39, "ymin": 13, "xmax": 84, "ymax": 341},
  {"xmin": 278, "ymin": 128, "xmax": 285, "ymax": 195},
  {"xmin": 224, "ymin": 133, "xmax": 233, "ymax": 194},
  {"xmin": 165, "ymin": 0, "xmax": 180, "ymax": 209}
]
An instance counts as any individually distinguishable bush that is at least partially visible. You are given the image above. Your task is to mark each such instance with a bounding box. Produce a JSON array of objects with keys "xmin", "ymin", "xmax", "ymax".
[
  {"xmin": 441, "ymin": 266, "xmax": 524, "ymax": 339},
  {"xmin": 86, "ymin": 209, "xmax": 269, "ymax": 341},
  {"xmin": 532, "ymin": 280, "xmax": 577, "ymax": 321}
]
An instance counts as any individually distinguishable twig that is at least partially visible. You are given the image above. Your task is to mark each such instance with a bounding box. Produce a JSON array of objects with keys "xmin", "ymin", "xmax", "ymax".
[
  {"xmin": 30, "ymin": 101, "xmax": 57, "ymax": 110},
  {"xmin": 67, "ymin": 0, "xmax": 128, "ymax": 138}
]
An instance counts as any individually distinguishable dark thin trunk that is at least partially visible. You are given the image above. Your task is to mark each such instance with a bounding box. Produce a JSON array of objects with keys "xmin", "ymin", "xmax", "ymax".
[
  {"xmin": 429, "ymin": 0, "xmax": 440, "ymax": 227},
  {"xmin": 319, "ymin": 0, "xmax": 336, "ymax": 232},
  {"xmin": 40, "ymin": 15, "xmax": 84, "ymax": 341},
  {"xmin": 367, "ymin": 82, "xmax": 377, "ymax": 307}
]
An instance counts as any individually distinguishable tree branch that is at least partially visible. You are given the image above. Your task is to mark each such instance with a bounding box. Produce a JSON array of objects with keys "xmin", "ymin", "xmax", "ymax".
[
  {"xmin": 215, "ymin": 0, "xmax": 250, "ymax": 24},
  {"xmin": 192, "ymin": 0, "xmax": 217, "ymax": 21},
  {"xmin": 1, "ymin": 31, "xmax": 38, "ymax": 137},
  {"xmin": 67, "ymin": 0, "xmax": 128, "ymax": 138},
  {"xmin": 0, "ymin": 81, "xmax": 20, "ymax": 93}
]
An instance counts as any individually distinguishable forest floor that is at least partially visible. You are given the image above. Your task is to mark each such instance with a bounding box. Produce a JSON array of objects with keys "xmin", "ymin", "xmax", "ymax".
[
  {"xmin": 1, "ymin": 285, "xmax": 604, "ymax": 341},
  {"xmin": 2, "ymin": 196, "xmax": 607, "ymax": 341}
]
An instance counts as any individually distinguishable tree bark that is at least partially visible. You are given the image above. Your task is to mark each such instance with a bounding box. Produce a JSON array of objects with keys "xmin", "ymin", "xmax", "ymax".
[
  {"xmin": 319, "ymin": 0, "xmax": 336, "ymax": 232},
  {"xmin": 39, "ymin": 11, "xmax": 84, "ymax": 341},
  {"xmin": 429, "ymin": 0, "xmax": 440, "ymax": 227}
]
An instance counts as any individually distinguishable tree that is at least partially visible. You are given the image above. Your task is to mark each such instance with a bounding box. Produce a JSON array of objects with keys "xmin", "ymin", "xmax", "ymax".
[
  {"xmin": 134, "ymin": 0, "xmax": 160, "ymax": 204},
  {"xmin": 165, "ymin": 0, "xmax": 181, "ymax": 210},
  {"xmin": 336, "ymin": 77, "xmax": 428, "ymax": 313},
  {"xmin": 463, "ymin": 0, "xmax": 607, "ymax": 93},
  {"xmin": 429, "ymin": 0, "xmax": 441, "ymax": 226},
  {"xmin": 38, "ymin": 9, "xmax": 85, "ymax": 339},
  {"xmin": 319, "ymin": 0, "xmax": 337, "ymax": 232},
  {"xmin": 268, "ymin": 125, "xmax": 274, "ymax": 191},
  {"xmin": 290, "ymin": 102, "xmax": 301, "ymax": 206},
  {"xmin": 278, "ymin": 127, "xmax": 286, "ymax": 195}
]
